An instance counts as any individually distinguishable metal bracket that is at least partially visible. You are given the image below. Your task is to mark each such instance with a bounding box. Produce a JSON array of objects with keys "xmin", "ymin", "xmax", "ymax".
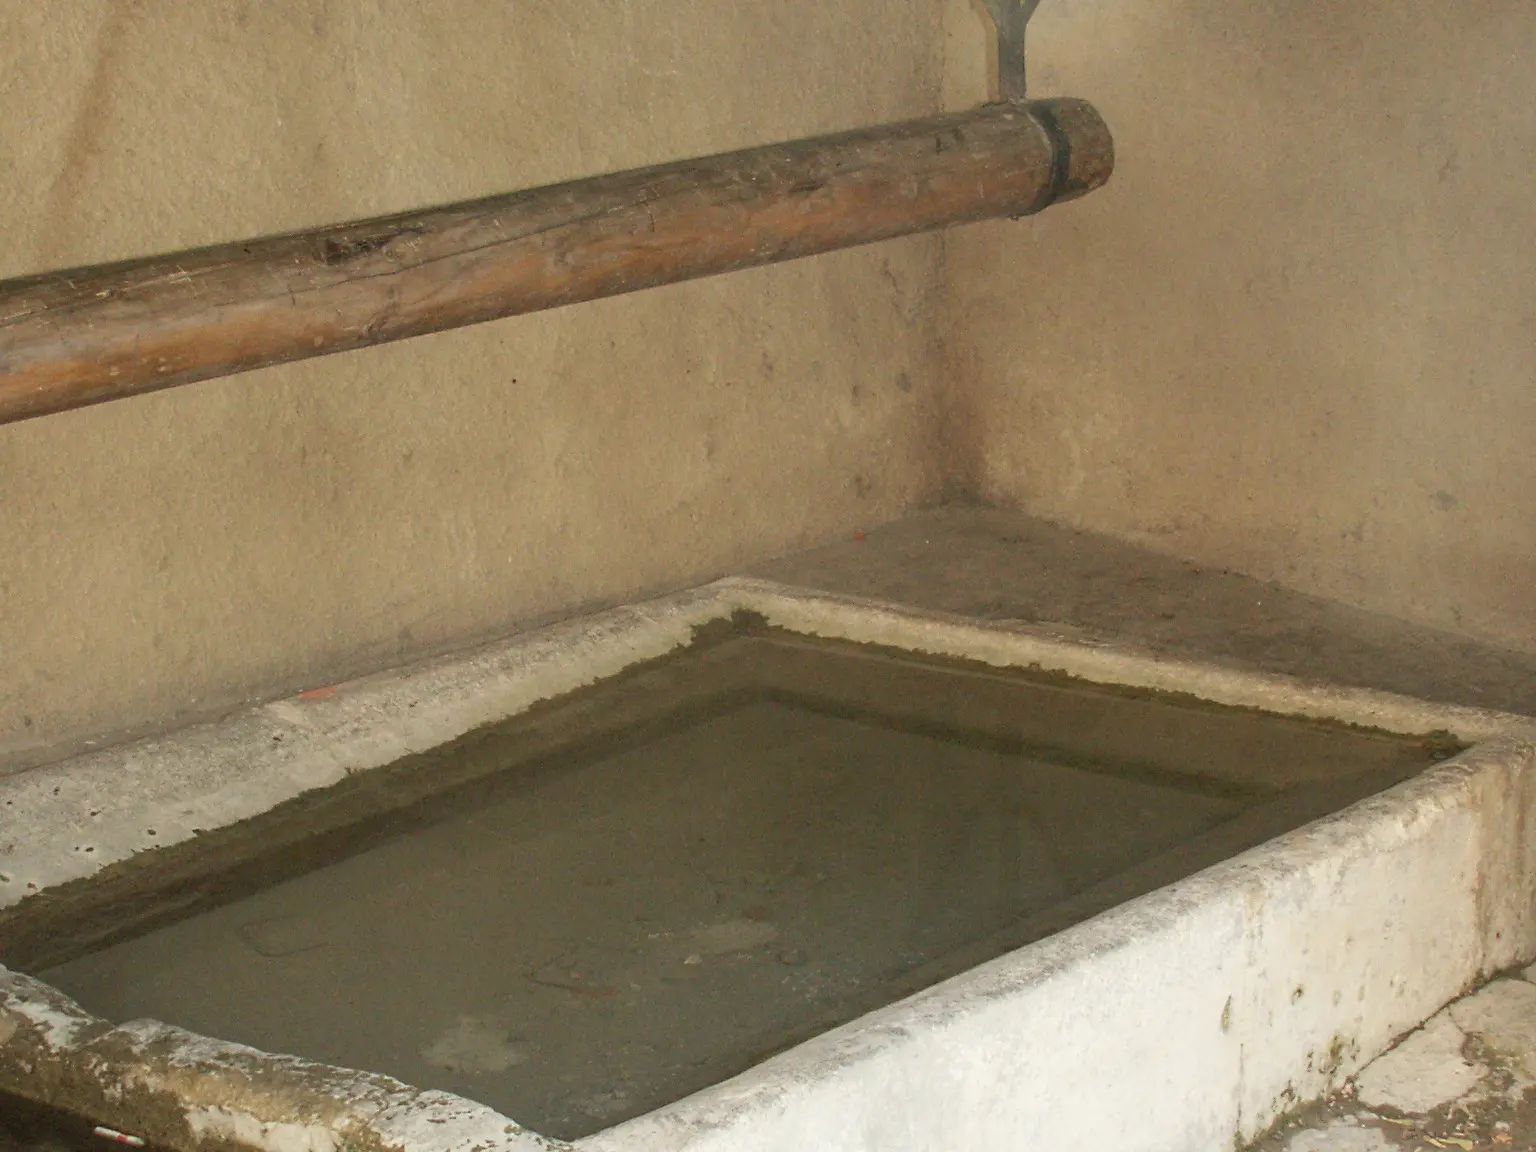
[{"xmin": 981, "ymin": 0, "xmax": 1043, "ymax": 103}]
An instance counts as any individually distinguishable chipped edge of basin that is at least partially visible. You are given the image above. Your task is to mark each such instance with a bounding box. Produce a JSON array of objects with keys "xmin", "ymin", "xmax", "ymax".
[{"xmin": 3, "ymin": 577, "xmax": 1535, "ymax": 1152}]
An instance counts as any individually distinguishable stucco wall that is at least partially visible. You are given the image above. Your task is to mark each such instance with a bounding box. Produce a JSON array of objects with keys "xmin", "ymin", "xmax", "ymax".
[
  {"xmin": 942, "ymin": 0, "xmax": 1536, "ymax": 651},
  {"xmin": 0, "ymin": 1, "xmax": 950, "ymax": 767}
]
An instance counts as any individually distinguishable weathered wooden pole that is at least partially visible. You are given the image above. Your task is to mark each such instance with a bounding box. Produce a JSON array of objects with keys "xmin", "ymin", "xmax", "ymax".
[{"xmin": 0, "ymin": 98, "xmax": 1111, "ymax": 426}]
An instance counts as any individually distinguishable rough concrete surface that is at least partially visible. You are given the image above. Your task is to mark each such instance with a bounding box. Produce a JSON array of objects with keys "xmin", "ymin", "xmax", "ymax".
[
  {"xmin": 941, "ymin": 0, "xmax": 1536, "ymax": 652},
  {"xmin": 0, "ymin": 0, "xmax": 951, "ymax": 769},
  {"xmin": 1257, "ymin": 976, "xmax": 1536, "ymax": 1151},
  {"xmin": 1353, "ymin": 1015, "xmax": 1481, "ymax": 1116}
]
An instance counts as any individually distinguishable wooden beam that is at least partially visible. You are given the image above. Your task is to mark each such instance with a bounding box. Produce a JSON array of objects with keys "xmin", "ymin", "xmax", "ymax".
[{"xmin": 0, "ymin": 98, "xmax": 1111, "ymax": 426}]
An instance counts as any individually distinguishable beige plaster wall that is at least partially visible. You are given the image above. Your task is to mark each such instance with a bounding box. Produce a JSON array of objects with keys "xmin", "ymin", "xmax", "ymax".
[
  {"xmin": 0, "ymin": 1, "xmax": 951, "ymax": 767},
  {"xmin": 942, "ymin": 0, "xmax": 1536, "ymax": 650},
  {"xmin": 10, "ymin": 0, "xmax": 1533, "ymax": 765}
]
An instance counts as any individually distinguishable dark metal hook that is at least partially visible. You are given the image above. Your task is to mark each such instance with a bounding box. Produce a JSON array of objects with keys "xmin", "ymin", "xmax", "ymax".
[{"xmin": 981, "ymin": 0, "xmax": 1043, "ymax": 103}]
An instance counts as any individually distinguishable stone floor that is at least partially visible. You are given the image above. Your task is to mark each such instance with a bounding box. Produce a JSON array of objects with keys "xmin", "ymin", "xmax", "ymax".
[
  {"xmin": 752, "ymin": 504, "xmax": 1536, "ymax": 718},
  {"xmin": 1254, "ymin": 972, "xmax": 1536, "ymax": 1152}
]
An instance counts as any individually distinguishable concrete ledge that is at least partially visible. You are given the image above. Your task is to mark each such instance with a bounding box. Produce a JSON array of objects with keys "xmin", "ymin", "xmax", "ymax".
[
  {"xmin": 3, "ymin": 579, "xmax": 1534, "ymax": 1150},
  {"xmin": 0, "ymin": 967, "xmax": 564, "ymax": 1151}
]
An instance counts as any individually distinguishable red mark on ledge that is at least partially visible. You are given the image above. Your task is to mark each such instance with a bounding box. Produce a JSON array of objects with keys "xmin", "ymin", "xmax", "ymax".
[
  {"xmin": 297, "ymin": 685, "xmax": 338, "ymax": 702},
  {"xmin": 93, "ymin": 1129, "xmax": 146, "ymax": 1148}
]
